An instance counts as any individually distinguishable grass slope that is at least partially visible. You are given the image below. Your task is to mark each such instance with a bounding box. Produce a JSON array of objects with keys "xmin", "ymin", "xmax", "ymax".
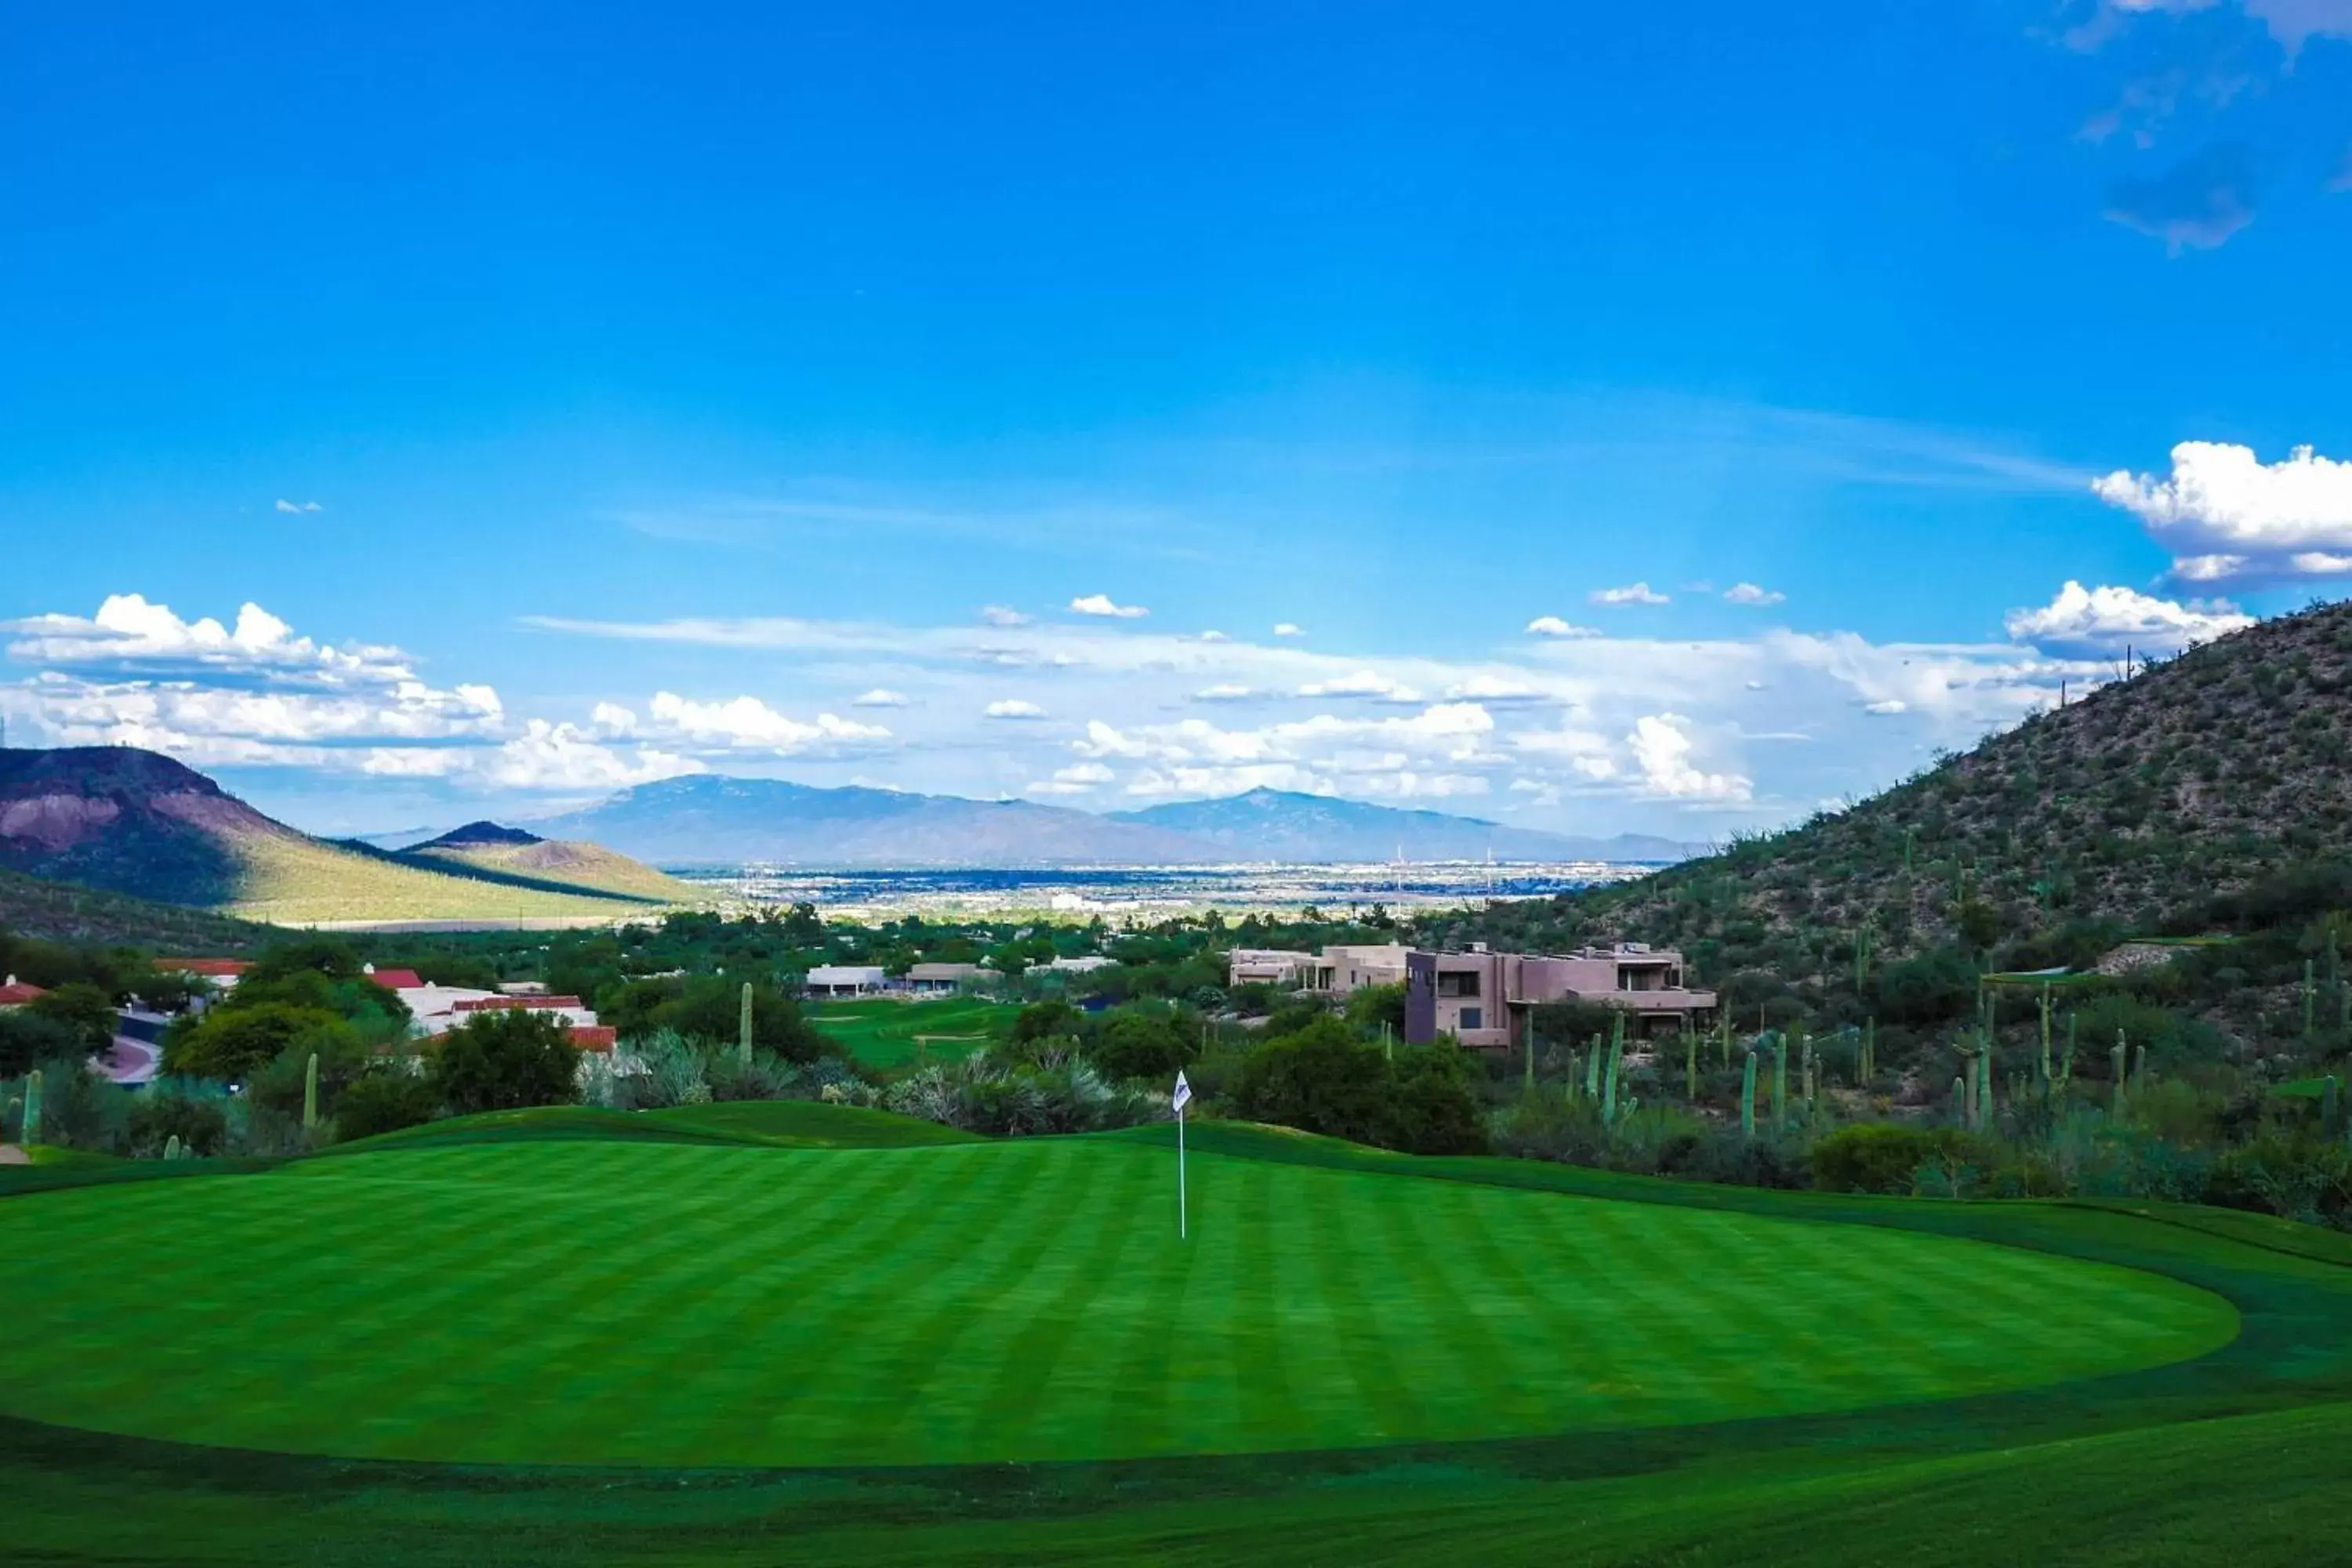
[
  {"xmin": 1437, "ymin": 598, "xmax": 2352, "ymax": 960},
  {"xmin": 808, "ymin": 995, "xmax": 1017, "ymax": 1068},
  {"xmin": 225, "ymin": 830, "xmax": 659, "ymax": 925},
  {"xmin": 401, "ymin": 837, "xmax": 702, "ymax": 904},
  {"xmin": 0, "ymin": 1138, "xmax": 2230, "ymax": 1468}
]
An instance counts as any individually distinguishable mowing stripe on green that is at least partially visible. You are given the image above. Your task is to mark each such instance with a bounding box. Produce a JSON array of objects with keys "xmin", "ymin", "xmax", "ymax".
[{"xmin": 0, "ymin": 1138, "xmax": 2237, "ymax": 1468}]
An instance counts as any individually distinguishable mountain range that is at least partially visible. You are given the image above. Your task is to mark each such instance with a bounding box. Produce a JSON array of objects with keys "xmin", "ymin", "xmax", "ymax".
[
  {"xmin": 0, "ymin": 748, "xmax": 690, "ymax": 924},
  {"xmin": 526, "ymin": 777, "xmax": 1705, "ymax": 866}
]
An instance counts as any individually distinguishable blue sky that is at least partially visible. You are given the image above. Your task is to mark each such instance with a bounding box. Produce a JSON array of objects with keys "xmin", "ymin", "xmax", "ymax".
[{"xmin": 4, "ymin": 1, "xmax": 2350, "ymax": 838}]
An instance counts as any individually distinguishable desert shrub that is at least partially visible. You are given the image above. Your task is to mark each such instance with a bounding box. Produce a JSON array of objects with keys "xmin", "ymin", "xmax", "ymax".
[
  {"xmin": 1229, "ymin": 1018, "xmax": 1392, "ymax": 1146},
  {"xmin": 882, "ymin": 1051, "xmax": 1157, "ymax": 1136},
  {"xmin": 705, "ymin": 1047, "xmax": 790, "ymax": 1102},
  {"xmin": 125, "ymin": 1082, "xmax": 229, "ymax": 1158},
  {"xmin": 24, "ymin": 1057, "xmax": 124, "ymax": 1151},
  {"xmin": 2203, "ymin": 1136, "xmax": 2352, "ymax": 1229},
  {"xmin": 641, "ymin": 979, "xmax": 823, "ymax": 1063},
  {"xmin": 1810, "ymin": 1123, "xmax": 1986, "ymax": 1195},
  {"xmin": 249, "ymin": 1029, "xmax": 376, "ymax": 1123},
  {"xmin": 335, "ymin": 1065, "xmax": 439, "ymax": 1142},
  {"xmin": 1874, "ymin": 946, "xmax": 1978, "ymax": 1025},
  {"xmin": 1385, "ymin": 1041, "xmax": 1486, "ymax": 1155},
  {"xmin": 613, "ymin": 1028, "xmax": 711, "ymax": 1109},
  {"xmin": 1346, "ymin": 983, "xmax": 1410, "ymax": 1037},
  {"xmin": 430, "ymin": 1008, "xmax": 580, "ymax": 1115},
  {"xmin": 1011, "ymin": 1000, "xmax": 1086, "ymax": 1045}
]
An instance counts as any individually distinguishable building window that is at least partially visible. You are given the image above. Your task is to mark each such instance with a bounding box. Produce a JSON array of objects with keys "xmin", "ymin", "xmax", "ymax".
[
  {"xmin": 1460, "ymin": 1007, "xmax": 1483, "ymax": 1030},
  {"xmin": 1438, "ymin": 972, "xmax": 1481, "ymax": 998}
]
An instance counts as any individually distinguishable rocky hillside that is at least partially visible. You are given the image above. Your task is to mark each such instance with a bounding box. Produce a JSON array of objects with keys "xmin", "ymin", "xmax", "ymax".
[
  {"xmin": 0, "ymin": 747, "xmax": 680, "ymax": 924},
  {"xmin": 1438, "ymin": 599, "xmax": 2352, "ymax": 964}
]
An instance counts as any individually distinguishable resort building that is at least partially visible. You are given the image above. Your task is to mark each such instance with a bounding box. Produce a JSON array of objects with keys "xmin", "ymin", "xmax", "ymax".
[
  {"xmin": 905, "ymin": 962, "xmax": 985, "ymax": 994},
  {"xmin": 1225, "ymin": 941, "xmax": 1716, "ymax": 1048},
  {"xmin": 0, "ymin": 976, "xmax": 48, "ymax": 1010}
]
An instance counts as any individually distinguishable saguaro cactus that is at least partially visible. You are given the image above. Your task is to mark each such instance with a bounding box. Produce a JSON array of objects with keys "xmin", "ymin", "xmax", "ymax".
[
  {"xmin": 165, "ymin": 1134, "xmax": 182, "ymax": 1161},
  {"xmin": 23, "ymin": 1068, "xmax": 42, "ymax": 1145},
  {"xmin": 1861, "ymin": 1018, "xmax": 1877, "ymax": 1089},
  {"xmin": 1740, "ymin": 1049, "xmax": 1758, "ymax": 1137},
  {"xmin": 1951, "ymin": 1074, "xmax": 1966, "ymax": 1126},
  {"xmin": 2111, "ymin": 1037, "xmax": 2129, "ymax": 1118},
  {"xmin": 1684, "ymin": 1030, "xmax": 1698, "ymax": 1102},
  {"xmin": 302, "ymin": 1051, "xmax": 320, "ymax": 1131},
  {"xmin": 1584, "ymin": 1034, "xmax": 1603, "ymax": 1100},
  {"xmin": 2306, "ymin": 960, "xmax": 2318, "ymax": 1046},
  {"xmin": 2038, "ymin": 986, "xmax": 2053, "ymax": 1088},
  {"xmin": 1602, "ymin": 1021, "xmax": 1624, "ymax": 1127},
  {"xmin": 1771, "ymin": 1033, "xmax": 1788, "ymax": 1131},
  {"xmin": 2322, "ymin": 1074, "xmax": 2342, "ymax": 1139},
  {"xmin": 739, "ymin": 982, "xmax": 755, "ymax": 1067},
  {"xmin": 1719, "ymin": 1006, "xmax": 1732, "ymax": 1069}
]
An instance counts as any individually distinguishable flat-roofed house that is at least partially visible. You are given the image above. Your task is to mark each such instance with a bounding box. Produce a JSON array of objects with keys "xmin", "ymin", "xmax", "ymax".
[
  {"xmin": 906, "ymin": 962, "xmax": 984, "ymax": 995},
  {"xmin": 804, "ymin": 964, "xmax": 888, "ymax": 999},
  {"xmin": 1298, "ymin": 941, "xmax": 1715, "ymax": 1048},
  {"xmin": 1225, "ymin": 949, "xmax": 1318, "ymax": 988}
]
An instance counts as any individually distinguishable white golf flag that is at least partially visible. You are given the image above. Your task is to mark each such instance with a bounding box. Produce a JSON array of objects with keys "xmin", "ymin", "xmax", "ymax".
[{"xmin": 1172, "ymin": 1070, "xmax": 1192, "ymax": 1114}]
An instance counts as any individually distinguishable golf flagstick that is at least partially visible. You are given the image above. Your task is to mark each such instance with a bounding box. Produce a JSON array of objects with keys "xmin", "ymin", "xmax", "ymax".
[{"xmin": 1172, "ymin": 1069, "xmax": 1192, "ymax": 1240}]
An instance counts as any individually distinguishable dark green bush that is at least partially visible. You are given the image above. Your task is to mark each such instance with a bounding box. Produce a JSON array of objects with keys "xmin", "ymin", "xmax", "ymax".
[
  {"xmin": 430, "ymin": 1009, "xmax": 579, "ymax": 1116},
  {"xmin": 1810, "ymin": 1123, "xmax": 1984, "ymax": 1196},
  {"xmin": 333, "ymin": 1068, "xmax": 441, "ymax": 1142}
]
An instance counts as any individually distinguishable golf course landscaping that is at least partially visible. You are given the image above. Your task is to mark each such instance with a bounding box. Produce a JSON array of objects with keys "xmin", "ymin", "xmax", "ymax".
[
  {"xmin": 805, "ymin": 994, "xmax": 1016, "ymax": 1069},
  {"xmin": 2, "ymin": 1105, "xmax": 2349, "ymax": 1564}
]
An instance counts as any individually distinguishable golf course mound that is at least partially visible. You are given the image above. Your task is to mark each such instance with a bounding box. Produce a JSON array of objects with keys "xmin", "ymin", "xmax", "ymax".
[{"xmin": 0, "ymin": 1134, "xmax": 2237, "ymax": 1469}]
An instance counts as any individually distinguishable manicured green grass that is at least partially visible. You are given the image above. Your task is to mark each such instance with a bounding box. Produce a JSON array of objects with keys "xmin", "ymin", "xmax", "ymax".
[
  {"xmin": 808, "ymin": 996, "xmax": 1017, "ymax": 1068},
  {"xmin": 318, "ymin": 1098, "xmax": 981, "ymax": 1156},
  {"xmin": 0, "ymin": 1137, "xmax": 2230, "ymax": 1469}
]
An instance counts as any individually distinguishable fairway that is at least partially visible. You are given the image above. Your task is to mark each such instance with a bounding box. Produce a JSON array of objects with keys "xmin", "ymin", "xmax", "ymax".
[
  {"xmin": 0, "ymin": 1135, "xmax": 2234, "ymax": 1468},
  {"xmin": 808, "ymin": 995, "xmax": 1015, "ymax": 1068}
]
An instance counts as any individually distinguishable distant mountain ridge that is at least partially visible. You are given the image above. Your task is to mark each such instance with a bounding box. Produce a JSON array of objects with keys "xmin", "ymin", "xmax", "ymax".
[
  {"xmin": 528, "ymin": 775, "xmax": 1707, "ymax": 867},
  {"xmin": 1111, "ymin": 789, "xmax": 1705, "ymax": 864}
]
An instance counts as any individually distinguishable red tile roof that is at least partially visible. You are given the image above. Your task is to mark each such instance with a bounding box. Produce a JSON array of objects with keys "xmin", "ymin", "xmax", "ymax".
[
  {"xmin": 0, "ymin": 978, "xmax": 50, "ymax": 1007},
  {"xmin": 452, "ymin": 996, "xmax": 583, "ymax": 1012},
  {"xmin": 157, "ymin": 959, "xmax": 252, "ymax": 978},
  {"xmin": 367, "ymin": 970, "xmax": 426, "ymax": 990},
  {"xmin": 569, "ymin": 1025, "xmax": 618, "ymax": 1052}
]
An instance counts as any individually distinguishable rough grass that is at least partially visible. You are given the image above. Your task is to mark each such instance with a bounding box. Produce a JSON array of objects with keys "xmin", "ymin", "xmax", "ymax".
[
  {"xmin": 808, "ymin": 996, "xmax": 1018, "ymax": 1068},
  {"xmin": 0, "ymin": 1138, "xmax": 2231, "ymax": 1468}
]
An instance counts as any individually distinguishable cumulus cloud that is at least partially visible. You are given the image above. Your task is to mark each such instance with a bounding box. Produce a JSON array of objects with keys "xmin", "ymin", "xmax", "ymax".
[
  {"xmin": 1862, "ymin": 699, "xmax": 1910, "ymax": 716},
  {"xmin": 1193, "ymin": 684, "xmax": 1257, "ymax": 702},
  {"xmin": 464, "ymin": 722, "xmax": 703, "ymax": 790},
  {"xmin": 985, "ymin": 699, "xmax": 1049, "ymax": 720},
  {"xmin": 7, "ymin": 594, "xmax": 413, "ymax": 688},
  {"xmin": 1272, "ymin": 622, "xmax": 1305, "ymax": 637},
  {"xmin": 980, "ymin": 605, "xmax": 1032, "ymax": 627},
  {"xmin": 1591, "ymin": 583, "xmax": 1670, "ymax": 607},
  {"xmin": 1443, "ymin": 673, "xmax": 1544, "ymax": 702},
  {"xmin": 2092, "ymin": 441, "xmax": 2352, "ymax": 584},
  {"xmin": 1197, "ymin": 630, "xmax": 1230, "ymax": 642},
  {"xmin": 852, "ymin": 688, "xmax": 911, "ymax": 707},
  {"xmin": 1069, "ymin": 593, "xmax": 1149, "ymax": 619},
  {"xmin": 1526, "ymin": 615, "xmax": 1602, "ymax": 638},
  {"xmin": 274, "ymin": 499, "xmax": 323, "ymax": 514},
  {"xmin": 622, "ymin": 692, "xmax": 891, "ymax": 752},
  {"xmin": 1073, "ymin": 702, "xmax": 1501, "ymax": 800},
  {"xmin": 2004, "ymin": 580, "xmax": 2255, "ymax": 657},
  {"xmin": 1627, "ymin": 715, "xmax": 1751, "ymax": 800},
  {"xmin": 1295, "ymin": 670, "xmax": 1424, "ymax": 702},
  {"xmin": 2103, "ymin": 143, "xmax": 2259, "ymax": 253},
  {"xmin": 1723, "ymin": 583, "xmax": 1786, "ymax": 607}
]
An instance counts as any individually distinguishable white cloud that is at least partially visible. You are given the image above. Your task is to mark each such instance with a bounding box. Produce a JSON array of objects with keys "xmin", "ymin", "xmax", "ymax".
[
  {"xmin": 852, "ymin": 688, "xmax": 912, "ymax": 708},
  {"xmin": 6, "ymin": 594, "xmax": 412, "ymax": 688},
  {"xmin": 274, "ymin": 499, "xmax": 323, "ymax": 514},
  {"xmin": 1862, "ymin": 699, "xmax": 1909, "ymax": 716},
  {"xmin": 1526, "ymin": 615, "xmax": 1602, "ymax": 638},
  {"xmin": 1724, "ymin": 583, "xmax": 1786, "ymax": 607},
  {"xmin": 636, "ymin": 692, "xmax": 891, "ymax": 752},
  {"xmin": 464, "ymin": 722, "xmax": 703, "ymax": 791},
  {"xmin": 1196, "ymin": 630, "xmax": 1230, "ymax": 642},
  {"xmin": 1591, "ymin": 583, "xmax": 1670, "ymax": 607},
  {"xmin": 1272, "ymin": 622, "xmax": 1305, "ymax": 637},
  {"xmin": 1627, "ymin": 715, "xmax": 1751, "ymax": 800},
  {"xmin": 2093, "ymin": 441, "xmax": 2352, "ymax": 586},
  {"xmin": 1443, "ymin": 673, "xmax": 1544, "ymax": 702},
  {"xmin": 1074, "ymin": 704, "xmax": 1501, "ymax": 801},
  {"xmin": 2107, "ymin": 0, "xmax": 2352, "ymax": 49},
  {"xmin": 1296, "ymin": 670, "xmax": 1424, "ymax": 702},
  {"xmin": 985, "ymin": 699, "xmax": 1049, "ymax": 720},
  {"xmin": 2004, "ymin": 580, "xmax": 2254, "ymax": 658},
  {"xmin": 980, "ymin": 605, "xmax": 1032, "ymax": 627},
  {"xmin": 1192, "ymin": 684, "xmax": 1257, "ymax": 702},
  {"xmin": 1028, "ymin": 761, "xmax": 1115, "ymax": 796},
  {"xmin": 1069, "ymin": 593, "xmax": 1149, "ymax": 619}
]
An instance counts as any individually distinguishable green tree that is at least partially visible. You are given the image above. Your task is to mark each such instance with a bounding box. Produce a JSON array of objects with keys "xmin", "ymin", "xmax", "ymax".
[
  {"xmin": 1090, "ymin": 1008, "xmax": 1194, "ymax": 1081},
  {"xmin": 1385, "ymin": 1040, "xmax": 1486, "ymax": 1155},
  {"xmin": 430, "ymin": 1008, "xmax": 580, "ymax": 1115},
  {"xmin": 1230, "ymin": 1017, "xmax": 1393, "ymax": 1147},
  {"xmin": 645, "ymin": 978, "xmax": 822, "ymax": 1062},
  {"xmin": 26, "ymin": 982, "xmax": 118, "ymax": 1054},
  {"xmin": 0, "ymin": 1011, "xmax": 82, "ymax": 1078},
  {"xmin": 334, "ymin": 1067, "xmax": 442, "ymax": 1141},
  {"xmin": 1011, "ymin": 999, "xmax": 1086, "ymax": 1046},
  {"xmin": 1345, "ymin": 982, "xmax": 1409, "ymax": 1037},
  {"xmin": 165, "ymin": 1004, "xmax": 352, "ymax": 1081}
]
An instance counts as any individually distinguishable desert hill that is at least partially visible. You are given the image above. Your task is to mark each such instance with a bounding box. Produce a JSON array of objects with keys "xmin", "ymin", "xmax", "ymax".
[{"xmin": 1432, "ymin": 600, "xmax": 2352, "ymax": 964}]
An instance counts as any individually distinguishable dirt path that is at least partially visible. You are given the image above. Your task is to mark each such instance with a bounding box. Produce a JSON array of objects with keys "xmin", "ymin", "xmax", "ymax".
[{"xmin": 0, "ymin": 1145, "xmax": 28, "ymax": 1167}]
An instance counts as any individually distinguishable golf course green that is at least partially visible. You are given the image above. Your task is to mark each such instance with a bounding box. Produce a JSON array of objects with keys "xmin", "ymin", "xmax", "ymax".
[{"xmin": 0, "ymin": 1123, "xmax": 2234, "ymax": 1468}]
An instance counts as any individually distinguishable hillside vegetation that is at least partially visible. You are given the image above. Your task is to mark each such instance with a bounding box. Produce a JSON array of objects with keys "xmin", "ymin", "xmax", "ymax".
[
  {"xmin": 401, "ymin": 833, "xmax": 702, "ymax": 904},
  {"xmin": 0, "ymin": 866, "xmax": 267, "ymax": 950},
  {"xmin": 1443, "ymin": 600, "xmax": 2352, "ymax": 966}
]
